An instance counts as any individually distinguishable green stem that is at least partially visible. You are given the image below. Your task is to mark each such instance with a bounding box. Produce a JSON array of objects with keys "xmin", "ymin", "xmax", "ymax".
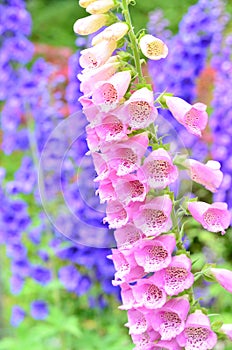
[{"xmin": 121, "ymin": 0, "xmax": 146, "ymax": 84}]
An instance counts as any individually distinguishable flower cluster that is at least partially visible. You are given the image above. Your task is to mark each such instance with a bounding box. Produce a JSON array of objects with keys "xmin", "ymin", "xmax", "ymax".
[{"xmin": 74, "ymin": 0, "xmax": 231, "ymax": 348}]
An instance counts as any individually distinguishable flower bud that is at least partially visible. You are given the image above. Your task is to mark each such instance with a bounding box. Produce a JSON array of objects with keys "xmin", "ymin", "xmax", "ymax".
[
  {"xmin": 86, "ymin": 0, "xmax": 116, "ymax": 14},
  {"xmin": 92, "ymin": 22, "xmax": 129, "ymax": 45},
  {"xmin": 73, "ymin": 14, "xmax": 112, "ymax": 35},
  {"xmin": 139, "ymin": 34, "xmax": 168, "ymax": 60},
  {"xmin": 79, "ymin": 0, "xmax": 95, "ymax": 8}
]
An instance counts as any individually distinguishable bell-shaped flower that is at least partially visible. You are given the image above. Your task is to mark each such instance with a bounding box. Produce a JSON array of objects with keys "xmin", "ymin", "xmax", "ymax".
[
  {"xmin": 209, "ymin": 267, "xmax": 232, "ymax": 293},
  {"xmin": 73, "ymin": 14, "xmax": 111, "ymax": 35},
  {"xmin": 151, "ymin": 297, "xmax": 190, "ymax": 340},
  {"xmin": 155, "ymin": 254, "xmax": 194, "ymax": 296},
  {"xmin": 92, "ymin": 70, "xmax": 131, "ymax": 112},
  {"xmin": 132, "ymin": 274, "xmax": 166, "ymax": 310},
  {"xmin": 103, "ymin": 199, "xmax": 128, "ymax": 228},
  {"xmin": 133, "ymin": 195, "xmax": 172, "ymax": 237},
  {"xmin": 125, "ymin": 309, "xmax": 149, "ymax": 335},
  {"xmin": 118, "ymin": 87, "xmax": 158, "ymax": 129},
  {"xmin": 102, "ymin": 133, "xmax": 149, "ymax": 176},
  {"xmin": 86, "ymin": 0, "xmax": 116, "ymax": 14},
  {"xmin": 131, "ymin": 328, "xmax": 160, "ymax": 350},
  {"xmin": 79, "ymin": 40, "xmax": 117, "ymax": 69},
  {"xmin": 153, "ymin": 339, "xmax": 182, "ymax": 350},
  {"xmin": 91, "ymin": 22, "xmax": 129, "ymax": 45},
  {"xmin": 92, "ymin": 152, "xmax": 110, "ymax": 181},
  {"xmin": 138, "ymin": 148, "xmax": 178, "ymax": 189},
  {"xmin": 188, "ymin": 201, "xmax": 231, "ymax": 234},
  {"xmin": 177, "ymin": 310, "xmax": 217, "ymax": 350},
  {"xmin": 92, "ymin": 114, "xmax": 128, "ymax": 143},
  {"xmin": 165, "ymin": 96, "xmax": 208, "ymax": 137},
  {"xmin": 114, "ymin": 224, "xmax": 142, "ymax": 251},
  {"xmin": 95, "ymin": 176, "xmax": 117, "ymax": 203},
  {"xmin": 113, "ymin": 174, "xmax": 148, "ymax": 206},
  {"xmin": 139, "ymin": 34, "xmax": 168, "ymax": 60},
  {"xmin": 186, "ymin": 159, "xmax": 223, "ymax": 192},
  {"xmin": 133, "ymin": 234, "xmax": 176, "ymax": 273},
  {"xmin": 221, "ymin": 324, "xmax": 232, "ymax": 341}
]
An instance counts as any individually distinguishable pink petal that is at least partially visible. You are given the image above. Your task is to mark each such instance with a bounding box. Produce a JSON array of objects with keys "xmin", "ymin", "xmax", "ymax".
[
  {"xmin": 126, "ymin": 309, "xmax": 148, "ymax": 335},
  {"xmin": 79, "ymin": 40, "xmax": 116, "ymax": 69},
  {"xmin": 114, "ymin": 224, "xmax": 142, "ymax": 250},
  {"xmin": 210, "ymin": 268, "xmax": 232, "ymax": 293},
  {"xmin": 104, "ymin": 200, "xmax": 128, "ymax": 228},
  {"xmin": 165, "ymin": 96, "xmax": 191, "ymax": 124}
]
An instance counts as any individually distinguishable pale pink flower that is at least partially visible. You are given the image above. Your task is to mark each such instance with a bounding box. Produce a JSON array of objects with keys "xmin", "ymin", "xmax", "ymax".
[
  {"xmin": 95, "ymin": 177, "xmax": 116, "ymax": 203},
  {"xmin": 119, "ymin": 283, "xmax": 135, "ymax": 310},
  {"xmin": 133, "ymin": 195, "xmax": 172, "ymax": 237},
  {"xmin": 153, "ymin": 339, "xmax": 182, "ymax": 350},
  {"xmin": 188, "ymin": 201, "xmax": 231, "ymax": 234},
  {"xmin": 138, "ymin": 148, "xmax": 178, "ymax": 189},
  {"xmin": 114, "ymin": 224, "xmax": 142, "ymax": 250},
  {"xmin": 86, "ymin": 125, "xmax": 100, "ymax": 151},
  {"xmin": 132, "ymin": 274, "xmax": 166, "ymax": 309},
  {"xmin": 113, "ymin": 174, "xmax": 148, "ymax": 205},
  {"xmin": 139, "ymin": 34, "xmax": 168, "ymax": 60},
  {"xmin": 165, "ymin": 96, "xmax": 208, "ymax": 137},
  {"xmin": 78, "ymin": 60, "xmax": 119, "ymax": 95},
  {"xmin": 210, "ymin": 267, "xmax": 232, "ymax": 293},
  {"xmin": 93, "ymin": 114, "xmax": 128, "ymax": 142},
  {"xmin": 151, "ymin": 297, "xmax": 190, "ymax": 340},
  {"xmin": 131, "ymin": 328, "xmax": 160, "ymax": 350},
  {"xmin": 221, "ymin": 324, "xmax": 232, "ymax": 341},
  {"xmin": 133, "ymin": 234, "xmax": 176, "ymax": 273},
  {"xmin": 73, "ymin": 14, "xmax": 111, "ymax": 35},
  {"xmin": 92, "ymin": 71, "xmax": 131, "ymax": 112},
  {"xmin": 79, "ymin": 40, "xmax": 117, "ymax": 69},
  {"xmin": 186, "ymin": 159, "xmax": 223, "ymax": 192},
  {"xmin": 102, "ymin": 133, "xmax": 149, "ymax": 176},
  {"xmin": 177, "ymin": 310, "xmax": 217, "ymax": 350},
  {"xmin": 126, "ymin": 309, "xmax": 148, "ymax": 335},
  {"xmin": 118, "ymin": 87, "xmax": 158, "ymax": 129},
  {"xmin": 92, "ymin": 152, "xmax": 110, "ymax": 181},
  {"xmin": 91, "ymin": 22, "xmax": 129, "ymax": 45},
  {"xmin": 79, "ymin": 96, "xmax": 100, "ymax": 123},
  {"xmin": 155, "ymin": 254, "xmax": 194, "ymax": 296},
  {"xmin": 86, "ymin": 0, "xmax": 115, "ymax": 14},
  {"xmin": 103, "ymin": 200, "xmax": 128, "ymax": 228}
]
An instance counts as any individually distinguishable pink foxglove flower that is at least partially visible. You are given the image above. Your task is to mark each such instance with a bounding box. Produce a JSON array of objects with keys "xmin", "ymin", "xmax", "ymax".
[
  {"xmin": 131, "ymin": 328, "xmax": 160, "ymax": 350},
  {"xmin": 86, "ymin": 0, "xmax": 116, "ymax": 14},
  {"xmin": 139, "ymin": 34, "xmax": 168, "ymax": 60},
  {"xmin": 165, "ymin": 96, "xmax": 208, "ymax": 137},
  {"xmin": 91, "ymin": 22, "xmax": 129, "ymax": 45},
  {"xmin": 96, "ymin": 177, "xmax": 116, "ymax": 203},
  {"xmin": 133, "ymin": 195, "xmax": 172, "ymax": 237},
  {"xmin": 93, "ymin": 114, "xmax": 128, "ymax": 142},
  {"xmin": 114, "ymin": 224, "xmax": 142, "ymax": 250},
  {"xmin": 210, "ymin": 267, "xmax": 232, "ymax": 293},
  {"xmin": 113, "ymin": 174, "xmax": 147, "ymax": 205},
  {"xmin": 221, "ymin": 324, "xmax": 232, "ymax": 341},
  {"xmin": 126, "ymin": 309, "xmax": 149, "ymax": 335},
  {"xmin": 155, "ymin": 254, "xmax": 194, "ymax": 296},
  {"xmin": 79, "ymin": 40, "xmax": 117, "ymax": 69},
  {"xmin": 92, "ymin": 152, "xmax": 110, "ymax": 181},
  {"xmin": 103, "ymin": 200, "xmax": 128, "ymax": 228},
  {"xmin": 138, "ymin": 148, "xmax": 178, "ymax": 189},
  {"xmin": 73, "ymin": 14, "xmax": 111, "ymax": 35},
  {"xmin": 118, "ymin": 87, "xmax": 158, "ymax": 129},
  {"xmin": 177, "ymin": 310, "xmax": 217, "ymax": 350},
  {"xmin": 132, "ymin": 274, "xmax": 166, "ymax": 309},
  {"xmin": 133, "ymin": 234, "xmax": 176, "ymax": 273},
  {"xmin": 102, "ymin": 133, "xmax": 149, "ymax": 176},
  {"xmin": 188, "ymin": 201, "xmax": 231, "ymax": 234},
  {"xmin": 92, "ymin": 71, "xmax": 131, "ymax": 112},
  {"xmin": 153, "ymin": 339, "xmax": 182, "ymax": 350},
  {"xmin": 186, "ymin": 159, "xmax": 223, "ymax": 192},
  {"xmin": 151, "ymin": 297, "xmax": 190, "ymax": 340}
]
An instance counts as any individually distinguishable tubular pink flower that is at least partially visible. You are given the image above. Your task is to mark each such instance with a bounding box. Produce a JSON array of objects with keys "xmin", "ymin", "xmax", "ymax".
[
  {"xmin": 92, "ymin": 71, "xmax": 131, "ymax": 112},
  {"xmin": 93, "ymin": 114, "xmax": 128, "ymax": 143},
  {"xmin": 73, "ymin": 14, "xmax": 111, "ymax": 35},
  {"xmin": 102, "ymin": 133, "xmax": 149, "ymax": 176},
  {"xmin": 138, "ymin": 148, "xmax": 178, "ymax": 189},
  {"xmin": 118, "ymin": 87, "xmax": 158, "ymax": 129},
  {"xmin": 103, "ymin": 199, "xmax": 128, "ymax": 228},
  {"xmin": 221, "ymin": 324, "xmax": 232, "ymax": 341},
  {"xmin": 151, "ymin": 297, "xmax": 190, "ymax": 340},
  {"xmin": 125, "ymin": 309, "xmax": 148, "ymax": 335},
  {"xmin": 79, "ymin": 40, "xmax": 117, "ymax": 69},
  {"xmin": 177, "ymin": 310, "xmax": 217, "ymax": 350},
  {"xmin": 153, "ymin": 339, "xmax": 182, "ymax": 350},
  {"xmin": 155, "ymin": 254, "xmax": 194, "ymax": 296},
  {"xmin": 186, "ymin": 159, "xmax": 223, "ymax": 192},
  {"xmin": 165, "ymin": 96, "xmax": 208, "ymax": 137},
  {"xmin": 210, "ymin": 267, "xmax": 232, "ymax": 293},
  {"xmin": 114, "ymin": 224, "xmax": 142, "ymax": 251},
  {"xmin": 133, "ymin": 195, "xmax": 173, "ymax": 237},
  {"xmin": 139, "ymin": 34, "xmax": 168, "ymax": 60},
  {"xmin": 188, "ymin": 201, "xmax": 231, "ymax": 234},
  {"xmin": 95, "ymin": 177, "xmax": 117, "ymax": 203},
  {"xmin": 131, "ymin": 328, "xmax": 160, "ymax": 350},
  {"xmin": 113, "ymin": 174, "xmax": 148, "ymax": 205},
  {"xmin": 92, "ymin": 152, "xmax": 110, "ymax": 181},
  {"xmin": 133, "ymin": 234, "xmax": 176, "ymax": 273}
]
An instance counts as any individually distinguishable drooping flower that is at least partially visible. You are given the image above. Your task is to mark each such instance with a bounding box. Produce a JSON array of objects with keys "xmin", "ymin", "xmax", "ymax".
[
  {"xmin": 151, "ymin": 297, "xmax": 190, "ymax": 340},
  {"xmin": 113, "ymin": 174, "xmax": 148, "ymax": 205},
  {"xmin": 126, "ymin": 309, "xmax": 149, "ymax": 335},
  {"xmin": 209, "ymin": 267, "xmax": 232, "ymax": 293},
  {"xmin": 165, "ymin": 96, "xmax": 208, "ymax": 137},
  {"xmin": 133, "ymin": 195, "xmax": 172, "ymax": 237},
  {"xmin": 155, "ymin": 254, "xmax": 194, "ymax": 296},
  {"xmin": 139, "ymin": 34, "xmax": 168, "ymax": 60},
  {"xmin": 73, "ymin": 14, "xmax": 112, "ymax": 35},
  {"xmin": 86, "ymin": 0, "xmax": 116, "ymax": 14},
  {"xmin": 188, "ymin": 201, "xmax": 231, "ymax": 234},
  {"xmin": 91, "ymin": 22, "xmax": 129, "ymax": 45},
  {"xmin": 153, "ymin": 339, "xmax": 182, "ymax": 350},
  {"xmin": 131, "ymin": 328, "xmax": 160, "ymax": 350},
  {"xmin": 103, "ymin": 199, "xmax": 128, "ymax": 228},
  {"xmin": 138, "ymin": 148, "xmax": 178, "ymax": 189},
  {"xmin": 114, "ymin": 223, "xmax": 142, "ymax": 250},
  {"xmin": 118, "ymin": 87, "xmax": 158, "ymax": 129},
  {"xmin": 177, "ymin": 310, "xmax": 217, "ymax": 350},
  {"xmin": 186, "ymin": 159, "xmax": 223, "ymax": 192},
  {"xmin": 79, "ymin": 0, "xmax": 96, "ymax": 8}
]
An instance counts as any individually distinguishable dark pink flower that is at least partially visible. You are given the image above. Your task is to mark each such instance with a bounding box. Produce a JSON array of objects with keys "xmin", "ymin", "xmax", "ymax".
[{"xmin": 113, "ymin": 174, "xmax": 148, "ymax": 205}]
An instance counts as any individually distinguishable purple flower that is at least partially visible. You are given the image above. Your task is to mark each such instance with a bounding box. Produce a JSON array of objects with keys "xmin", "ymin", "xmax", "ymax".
[
  {"xmin": 10, "ymin": 274, "xmax": 24, "ymax": 295},
  {"xmin": 58, "ymin": 265, "xmax": 81, "ymax": 292},
  {"xmin": 31, "ymin": 266, "xmax": 52, "ymax": 285},
  {"xmin": 11, "ymin": 305, "xmax": 26, "ymax": 327},
  {"xmin": 31, "ymin": 300, "xmax": 49, "ymax": 320},
  {"xmin": 75, "ymin": 275, "xmax": 91, "ymax": 296}
]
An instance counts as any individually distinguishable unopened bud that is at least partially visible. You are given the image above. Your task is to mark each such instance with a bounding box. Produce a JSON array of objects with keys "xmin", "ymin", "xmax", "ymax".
[
  {"xmin": 79, "ymin": 0, "xmax": 95, "ymax": 8},
  {"xmin": 92, "ymin": 22, "xmax": 129, "ymax": 45},
  {"xmin": 73, "ymin": 14, "xmax": 112, "ymax": 35},
  {"xmin": 139, "ymin": 34, "xmax": 168, "ymax": 60},
  {"xmin": 86, "ymin": 0, "xmax": 116, "ymax": 14}
]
